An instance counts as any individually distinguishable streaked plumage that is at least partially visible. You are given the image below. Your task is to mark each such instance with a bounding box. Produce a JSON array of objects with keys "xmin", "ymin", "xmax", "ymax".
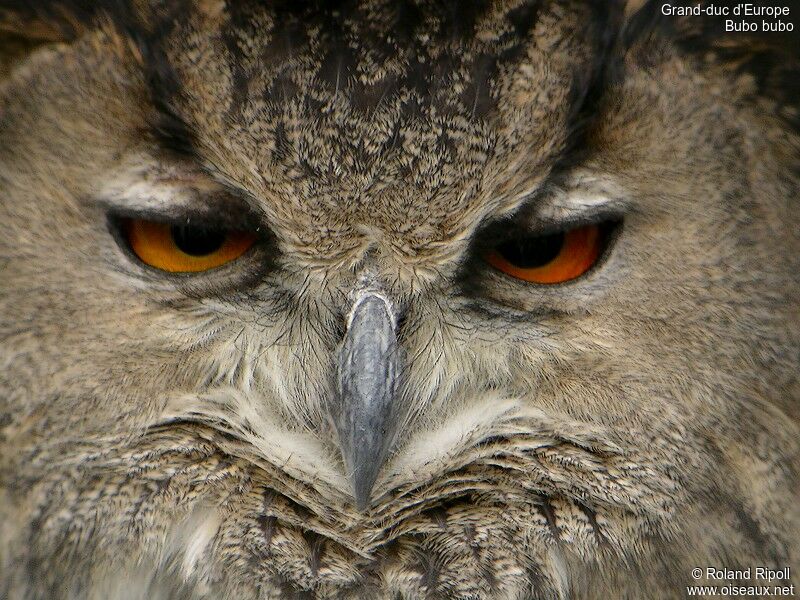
[{"xmin": 1, "ymin": 1, "xmax": 798, "ymax": 598}]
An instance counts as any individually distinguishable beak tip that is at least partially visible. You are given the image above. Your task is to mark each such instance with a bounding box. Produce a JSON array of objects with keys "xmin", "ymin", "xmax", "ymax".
[
  {"xmin": 352, "ymin": 466, "xmax": 379, "ymax": 512},
  {"xmin": 354, "ymin": 491, "xmax": 371, "ymax": 512}
]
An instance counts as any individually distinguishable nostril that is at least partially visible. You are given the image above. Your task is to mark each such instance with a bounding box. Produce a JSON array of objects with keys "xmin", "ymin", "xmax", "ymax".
[
  {"xmin": 396, "ymin": 313, "xmax": 408, "ymax": 332},
  {"xmin": 332, "ymin": 317, "xmax": 346, "ymax": 342}
]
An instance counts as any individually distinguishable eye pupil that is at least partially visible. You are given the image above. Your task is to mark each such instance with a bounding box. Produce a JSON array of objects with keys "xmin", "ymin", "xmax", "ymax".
[
  {"xmin": 484, "ymin": 224, "xmax": 608, "ymax": 284},
  {"xmin": 170, "ymin": 225, "xmax": 226, "ymax": 256},
  {"xmin": 123, "ymin": 218, "xmax": 257, "ymax": 273},
  {"xmin": 496, "ymin": 232, "xmax": 564, "ymax": 268}
]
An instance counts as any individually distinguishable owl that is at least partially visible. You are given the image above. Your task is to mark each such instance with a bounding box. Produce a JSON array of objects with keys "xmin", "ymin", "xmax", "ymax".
[{"xmin": 1, "ymin": 0, "xmax": 798, "ymax": 598}]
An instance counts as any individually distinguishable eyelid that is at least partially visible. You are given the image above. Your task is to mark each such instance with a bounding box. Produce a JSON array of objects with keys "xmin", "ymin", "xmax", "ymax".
[
  {"xmin": 521, "ymin": 202, "xmax": 627, "ymax": 237},
  {"xmin": 103, "ymin": 205, "xmax": 265, "ymax": 234},
  {"xmin": 92, "ymin": 174, "xmax": 266, "ymax": 233},
  {"xmin": 476, "ymin": 202, "xmax": 625, "ymax": 254},
  {"xmin": 523, "ymin": 183, "xmax": 630, "ymax": 226}
]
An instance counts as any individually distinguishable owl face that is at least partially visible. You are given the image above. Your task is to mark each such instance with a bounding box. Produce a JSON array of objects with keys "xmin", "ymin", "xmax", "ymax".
[{"xmin": 1, "ymin": 1, "xmax": 798, "ymax": 599}]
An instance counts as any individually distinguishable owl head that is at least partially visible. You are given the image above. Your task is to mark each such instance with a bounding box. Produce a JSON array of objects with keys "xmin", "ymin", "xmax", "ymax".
[{"xmin": 1, "ymin": 1, "xmax": 798, "ymax": 598}]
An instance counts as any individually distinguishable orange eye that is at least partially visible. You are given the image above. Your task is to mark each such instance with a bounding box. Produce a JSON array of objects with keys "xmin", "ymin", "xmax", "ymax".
[
  {"xmin": 485, "ymin": 224, "xmax": 604, "ymax": 284},
  {"xmin": 123, "ymin": 219, "xmax": 256, "ymax": 273}
]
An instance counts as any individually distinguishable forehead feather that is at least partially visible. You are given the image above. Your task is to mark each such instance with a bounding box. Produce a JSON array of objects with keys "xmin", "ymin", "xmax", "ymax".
[{"xmin": 144, "ymin": 1, "xmax": 617, "ymax": 260}]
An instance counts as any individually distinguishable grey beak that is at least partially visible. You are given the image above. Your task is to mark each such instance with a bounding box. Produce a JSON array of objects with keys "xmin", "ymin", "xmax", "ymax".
[{"xmin": 333, "ymin": 291, "xmax": 400, "ymax": 510}]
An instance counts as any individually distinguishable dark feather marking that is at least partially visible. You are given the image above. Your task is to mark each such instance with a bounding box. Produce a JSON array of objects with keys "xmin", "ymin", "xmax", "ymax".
[
  {"xmin": 577, "ymin": 502, "xmax": 609, "ymax": 548},
  {"xmin": 258, "ymin": 490, "xmax": 278, "ymax": 549},
  {"xmin": 423, "ymin": 505, "xmax": 448, "ymax": 529},
  {"xmin": 315, "ymin": 1, "xmax": 359, "ymax": 92},
  {"xmin": 393, "ymin": 0, "xmax": 424, "ymax": 43},
  {"xmin": 272, "ymin": 120, "xmax": 292, "ymax": 163},
  {"xmin": 496, "ymin": 0, "xmax": 541, "ymax": 68},
  {"xmin": 463, "ymin": 52, "xmax": 498, "ymax": 120},
  {"xmin": 553, "ymin": 1, "xmax": 625, "ymax": 173},
  {"xmin": 443, "ymin": 0, "xmax": 488, "ymax": 40},
  {"xmin": 463, "ymin": 523, "xmax": 499, "ymax": 592},
  {"xmin": 278, "ymin": 576, "xmax": 316, "ymax": 600},
  {"xmin": 257, "ymin": 514, "xmax": 278, "ymax": 550},
  {"xmin": 221, "ymin": 3, "xmax": 257, "ymax": 118},
  {"xmin": 136, "ymin": 2, "xmax": 198, "ymax": 157},
  {"xmin": 730, "ymin": 501, "xmax": 785, "ymax": 565},
  {"xmin": 539, "ymin": 497, "xmax": 561, "ymax": 543},
  {"xmin": 351, "ymin": 73, "xmax": 399, "ymax": 113},
  {"xmin": 260, "ymin": 9, "xmax": 309, "ymax": 73},
  {"xmin": 415, "ymin": 545, "xmax": 441, "ymax": 592},
  {"xmin": 202, "ymin": 0, "xmax": 549, "ymax": 122},
  {"xmin": 290, "ymin": 499, "xmax": 313, "ymax": 522},
  {"xmin": 302, "ymin": 530, "xmax": 327, "ymax": 577},
  {"xmin": 506, "ymin": 1, "xmax": 540, "ymax": 39}
]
